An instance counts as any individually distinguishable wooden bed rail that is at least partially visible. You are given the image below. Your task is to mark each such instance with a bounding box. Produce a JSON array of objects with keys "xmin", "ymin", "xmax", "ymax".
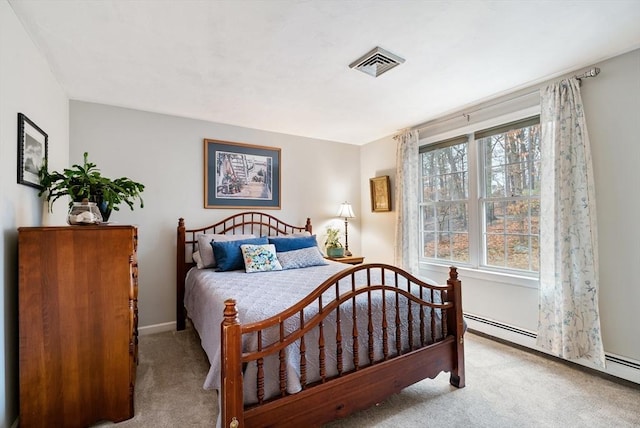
[{"xmin": 221, "ymin": 265, "xmax": 464, "ymax": 427}]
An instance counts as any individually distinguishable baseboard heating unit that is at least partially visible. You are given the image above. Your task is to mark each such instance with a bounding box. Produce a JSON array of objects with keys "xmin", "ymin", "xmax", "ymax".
[{"xmin": 463, "ymin": 313, "xmax": 640, "ymax": 385}]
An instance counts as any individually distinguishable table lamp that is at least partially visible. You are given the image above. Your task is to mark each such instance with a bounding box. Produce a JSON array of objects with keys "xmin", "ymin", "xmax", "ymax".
[{"xmin": 337, "ymin": 202, "xmax": 355, "ymax": 256}]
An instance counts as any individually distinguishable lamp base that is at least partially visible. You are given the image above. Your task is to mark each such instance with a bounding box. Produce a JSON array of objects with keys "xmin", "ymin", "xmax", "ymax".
[{"xmin": 344, "ymin": 249, "xmax": 352, "ymax": 256}]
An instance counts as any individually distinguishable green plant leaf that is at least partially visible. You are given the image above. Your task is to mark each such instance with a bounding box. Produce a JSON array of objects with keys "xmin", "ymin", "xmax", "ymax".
[{"xmin": 37, "ymin": 152, "xmax": 145, "ymax": 213}]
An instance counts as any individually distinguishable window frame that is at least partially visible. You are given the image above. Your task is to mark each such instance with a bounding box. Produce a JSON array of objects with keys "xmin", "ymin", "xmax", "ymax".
[
  {"xmin": 419, "ymin": 135, "xmax": 471, "ymax": 263},
  {"xmin": 418, "ymin": 106, "xmax": 541, "ymax": 281},
  {"xmin": 476, "ymin": 115, "xmax": 540, "ymax": 274}
]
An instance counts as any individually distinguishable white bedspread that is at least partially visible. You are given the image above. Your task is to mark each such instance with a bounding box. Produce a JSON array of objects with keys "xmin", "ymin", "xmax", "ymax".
[
  {"xmin": 184, "ymin": 261, "xmax": 349, "ymax": 390},
  {"xmin": 184, "ymin": 261, "xmax": 442, "ymax": 404}
]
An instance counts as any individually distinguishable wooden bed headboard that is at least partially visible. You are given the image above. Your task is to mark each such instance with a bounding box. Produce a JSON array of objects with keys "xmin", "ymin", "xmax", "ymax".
[{"xmin": 176, "ymin": 211, "xmax": 312, "ymax": 330}]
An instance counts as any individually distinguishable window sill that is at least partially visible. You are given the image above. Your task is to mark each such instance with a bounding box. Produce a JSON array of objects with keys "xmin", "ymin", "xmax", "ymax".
[{"xmin": 418, "ymin": 261, "xmax": 539, "ymax": 290}]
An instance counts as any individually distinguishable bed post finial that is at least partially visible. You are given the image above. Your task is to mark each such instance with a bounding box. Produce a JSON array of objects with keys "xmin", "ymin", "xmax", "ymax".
[
  {"xmin": 449, "ymin": 266, "xmax": 458, "ymax": 281},
  {"xmin": 223, "ymin": 299, "xmax": 239, "ymax": 325},
  {"xmin": 305, "ymin": 217, "xmax": 312, "ymax": 234},
  {"xmin": 178, "ymin": 218, "xmax": 184, "ymax": 228}
]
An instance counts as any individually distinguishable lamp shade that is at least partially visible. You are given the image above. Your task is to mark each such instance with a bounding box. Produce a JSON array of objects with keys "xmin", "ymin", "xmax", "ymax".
[{"xmin": 337, "ymin": 202, "xmax": 355, "ymax": 219}]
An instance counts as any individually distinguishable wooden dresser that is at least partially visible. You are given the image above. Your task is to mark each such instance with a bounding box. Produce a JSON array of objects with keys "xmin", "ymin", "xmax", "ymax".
[{"xmin": 18, "ymin": 225, "xmax": 138, "ymax": 428}]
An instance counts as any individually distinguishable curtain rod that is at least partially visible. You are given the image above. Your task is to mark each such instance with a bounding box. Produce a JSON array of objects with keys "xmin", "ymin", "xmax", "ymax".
[
  {"xmin": 405, "ymin": 66, "xmax": 602, "ymax": 135},
  {"xmin": 574, "ymin": 67, "xmax": 600, "ymax": 80}
]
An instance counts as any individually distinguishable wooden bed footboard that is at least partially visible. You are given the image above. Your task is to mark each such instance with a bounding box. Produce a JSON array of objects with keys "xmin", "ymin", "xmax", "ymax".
[{"xmin": 221, "ymin": 264, "xmax": 465, "ymax": 428}]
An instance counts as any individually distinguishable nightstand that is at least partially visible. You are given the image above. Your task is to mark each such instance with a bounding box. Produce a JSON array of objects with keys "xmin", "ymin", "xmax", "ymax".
[{"xmin": 326, "ymin": 255, "xmax": 365, "ymax": 265}]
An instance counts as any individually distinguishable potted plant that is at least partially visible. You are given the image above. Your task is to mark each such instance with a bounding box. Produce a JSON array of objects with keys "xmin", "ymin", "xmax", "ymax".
[
  {"xmin": 39, "ymin": 152, "xmax": 145, "ymax": 222},
  {"xmin": 324, "ymin": 226, "xmax": 344, "ymax": 258}
]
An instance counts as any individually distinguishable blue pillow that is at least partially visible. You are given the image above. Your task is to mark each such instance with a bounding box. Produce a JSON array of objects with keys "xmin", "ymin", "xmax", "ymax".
[
  {"xmin": 268, "ymin": 235, "xmax": 318, "ymax": 252},
  {"xmin": 212, "ymin": 236, "xmax": 268, "ymax": 271}
]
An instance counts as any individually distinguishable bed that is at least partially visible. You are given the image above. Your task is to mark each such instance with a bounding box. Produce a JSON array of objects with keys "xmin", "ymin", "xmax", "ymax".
[{"xmin": 176, "ymin": 212, "xmax": 465, "ymax": 427}]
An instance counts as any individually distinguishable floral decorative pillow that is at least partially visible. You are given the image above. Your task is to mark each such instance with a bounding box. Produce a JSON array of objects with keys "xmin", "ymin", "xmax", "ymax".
[{"xmin": 240, "ymin": 244, "xmax": 283, "ymax": 273}]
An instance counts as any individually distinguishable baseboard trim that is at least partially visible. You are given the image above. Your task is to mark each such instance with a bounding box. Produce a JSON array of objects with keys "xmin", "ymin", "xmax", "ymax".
[
  {"xmin": 464, "ymin": 313, "xmax": 640, "ymax": 385},
  {"xmin": 139, "ymin": 321, "xmax": 176, "ymax": 336}
]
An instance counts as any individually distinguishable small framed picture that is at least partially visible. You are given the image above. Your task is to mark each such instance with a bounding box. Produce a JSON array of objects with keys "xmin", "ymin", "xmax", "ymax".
[
  {"xmin": 370, "ymin": 175, "xmax": 391, "ymax": 212},
  {"xmin": 17, "ymin": 113, "xmax": 48, "ymax": 190},
  {"xmin": 204, "ymin": 139, "xmax": 281, "ymax": 209}
]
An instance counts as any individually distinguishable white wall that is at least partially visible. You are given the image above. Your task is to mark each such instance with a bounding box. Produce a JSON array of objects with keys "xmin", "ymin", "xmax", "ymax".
[
  {"xmin": 69, "ymin": 101, "xmax": 361, "ymax": 329},
  {"xmin": 0, "ymin": 2, "xmax": 69, "ymax": 426},
  {"xmin": 583, "ymin": 49, "xmax": 640, "ymax": 361},
  {"xmin": 360, "ymin": 136, "xmax": 396, "ymax": 263},
  {"xmin": 360, "ymin": 48, "xmax": 640, "ymax": 377}
]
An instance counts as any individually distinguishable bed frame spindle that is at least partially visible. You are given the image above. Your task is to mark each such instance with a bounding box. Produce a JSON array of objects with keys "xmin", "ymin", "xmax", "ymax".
[
  {"xmin": 257, "ymin": 332, "xmax": 264, "ymax": 404},
  {"xmin": 318, "ymin": 295, "xmax": 326, "ymax": 382},
  {"xmin": 351, "ymin": 277, "xmax": 359, "ymax": 371},
  {"xmin": 335, "ymin": 285, "xmax": 344, "ymax": 376},
  {"xmin": 419, "ymin": 286, "xmax": 426, "ymax": 346},
  {"xmin": 278, "ymin": 324, "xmax": 286, "ymax": 397},
  {"xmin": 408, "ymin": 294, "xmax": 415, "ymax": 351},
  {"xmin": 430, "ymin": 289, "xmax": 437, "ymax": 343},
  {"xmin": 381, "ymin": 287, "xmax": 388, "ymax": 360},
  {"xmin": 366, "ymin": 288, "xmax": 374, "ymax": 365},
  {"xmin": 299, "ymin": 311, "xmax": 307, "ymax": 387},
  {"xmin": 395, "ymin": 287, "xmax": 401, "ymax": 354},
  {"xmin": 442, "ymin": 298, "xmax": 448, "ymax": 338}
]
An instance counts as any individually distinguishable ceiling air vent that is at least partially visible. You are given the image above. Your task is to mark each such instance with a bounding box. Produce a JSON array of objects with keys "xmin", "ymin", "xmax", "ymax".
[{"xmin": 349, "ymin": 46, "xmax": 405, "ymax": 77}]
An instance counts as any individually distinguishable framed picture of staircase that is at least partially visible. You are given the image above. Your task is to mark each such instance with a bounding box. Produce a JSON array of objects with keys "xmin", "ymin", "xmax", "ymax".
[{"xmin": 204, "ymin": 139, "xmax": 281, "ymax": 209}]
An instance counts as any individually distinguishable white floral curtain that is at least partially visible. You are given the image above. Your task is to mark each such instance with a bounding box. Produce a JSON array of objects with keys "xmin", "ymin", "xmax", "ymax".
[
  {"xmin": 394, "ymin": 130, "xmax": 420, "ymax": 274},
  {"xmin": 537, "ymin": 78, "xmax": 605, "ymax": 367}
]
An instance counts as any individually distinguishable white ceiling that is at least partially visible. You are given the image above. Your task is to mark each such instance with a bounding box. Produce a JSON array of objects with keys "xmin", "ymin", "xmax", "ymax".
[{"xmin": 8, "ymin": 0, "xmax": 640, "ymax": 145}]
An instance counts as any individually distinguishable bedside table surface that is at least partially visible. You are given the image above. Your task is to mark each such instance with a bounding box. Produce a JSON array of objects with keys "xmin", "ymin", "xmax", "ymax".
[{"xmin": 326, "ymin": 255, "xmax": 365, "ymax": 265}]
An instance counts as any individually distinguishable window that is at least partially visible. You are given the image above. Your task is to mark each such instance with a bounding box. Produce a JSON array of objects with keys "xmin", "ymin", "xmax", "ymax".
[
  {"xmin": 420, "ymin": 137, "xmax": 469, "ymax": 263},
  {"xmin": 419, "ymin": 116, "xmax": 541, "ymax": 275}
]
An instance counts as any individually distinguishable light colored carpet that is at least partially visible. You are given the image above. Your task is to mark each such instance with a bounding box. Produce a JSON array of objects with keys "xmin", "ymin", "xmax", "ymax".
[
  {"xmin": 99, "ymin": 328, "xmax": 640, "ymax": 427},
  {"xmin": 94, "ymin": 328, "xmax": 217, "ymax": 427}
]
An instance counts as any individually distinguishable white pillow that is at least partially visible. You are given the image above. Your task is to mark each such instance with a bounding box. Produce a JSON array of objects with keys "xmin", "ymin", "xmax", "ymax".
[
  {"xmin": 275, "ymin": 231, "xmax": 311, "ymax": 238},
  {"xmin": 192, "ymin": 250, "xmax": 204, "ymax": 269},
  {"xmin": 195, "ymin": 233, "xmax": 256, "ymax": 269},
  {"xmin": 277, "ymin": 246, "xmax": 328, "ymax": 270}
]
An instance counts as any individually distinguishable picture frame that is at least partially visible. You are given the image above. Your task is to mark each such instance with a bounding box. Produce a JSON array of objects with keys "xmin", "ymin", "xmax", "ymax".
[
  {"xmin": 17, "ymin": 113, "xmax": 48, "ymax": 190},
  {"xmin": 370, "ymin": 175, "xmax": 391, "ymax": 212},
  {"xmin": 204, "ymin": 139, "xmax": 281, "ymax": 209}
]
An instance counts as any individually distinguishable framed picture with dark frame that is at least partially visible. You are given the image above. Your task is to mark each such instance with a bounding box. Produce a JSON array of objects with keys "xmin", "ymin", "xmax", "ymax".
[
  {"xmin": 17, "ymin": 113, "xmax": 48, "ymax": 190},
  {"xmin": 204, "ymin": 139, "xmax": 281, "ymax": 209},
  {"xmin": 370, "ymin": 175, "xmax": 391, "ymax": 212}
]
